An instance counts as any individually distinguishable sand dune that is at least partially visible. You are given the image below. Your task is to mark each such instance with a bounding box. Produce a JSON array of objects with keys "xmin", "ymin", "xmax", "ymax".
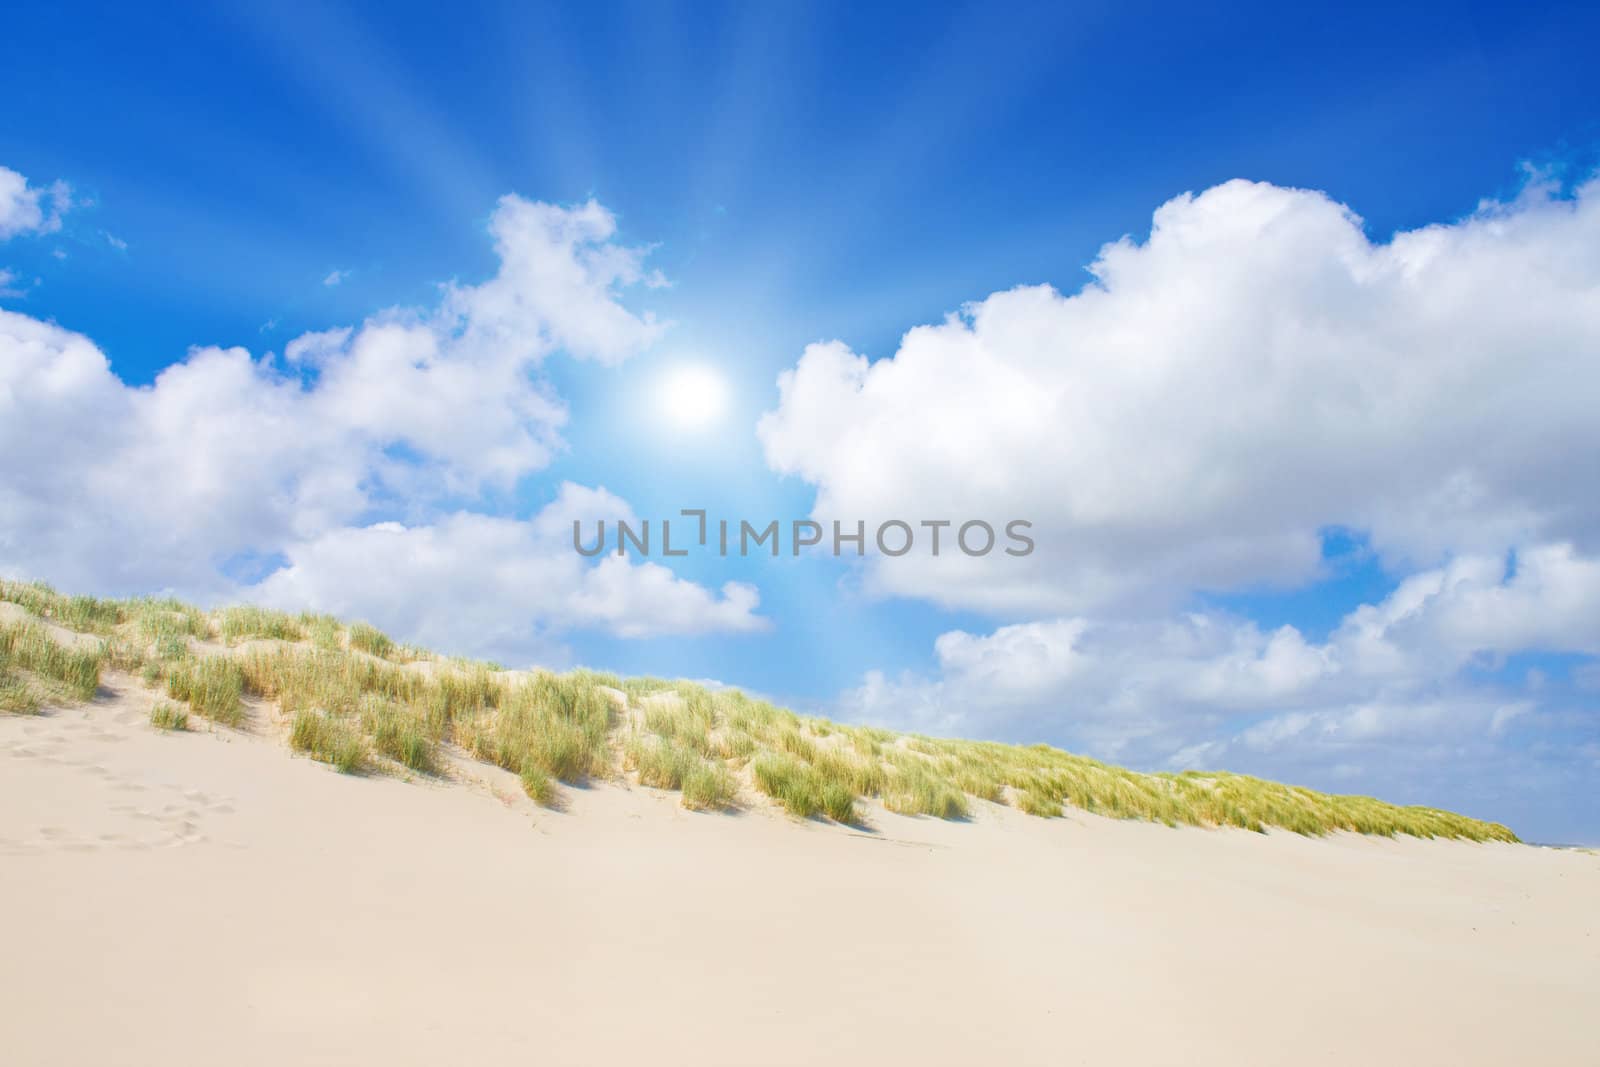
[{"xmin": 3, "ymin": 672, "xmax": 1595, "ymax": 1066}]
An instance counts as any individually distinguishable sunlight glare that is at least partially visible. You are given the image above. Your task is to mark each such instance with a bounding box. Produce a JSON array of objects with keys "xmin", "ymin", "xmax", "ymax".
[{"xmin": 659, "ymin": 362, "xmax": 729, "ymax": 430}]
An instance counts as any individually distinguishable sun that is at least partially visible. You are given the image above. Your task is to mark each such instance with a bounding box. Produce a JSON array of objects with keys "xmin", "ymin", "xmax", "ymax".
[{"xmin": 659, "ymin": 362, "xmax": 729, "ymax": 430}]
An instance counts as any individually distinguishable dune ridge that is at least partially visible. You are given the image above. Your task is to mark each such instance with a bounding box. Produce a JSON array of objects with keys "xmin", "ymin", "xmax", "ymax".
[
  {"xmin": 3, "ymin": 631, "xmax": 1597, "ymax": 1065},
  {"xmin": 1, "ymin": 578, "xmax": 1518, "ymax": 841}
]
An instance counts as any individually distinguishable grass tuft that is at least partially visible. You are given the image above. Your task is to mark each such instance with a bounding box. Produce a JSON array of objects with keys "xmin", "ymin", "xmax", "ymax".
[
  {"xmin": 289, "ymin": 709, "xmax": 368, "ymax": 773},
  {"xmin": 220, "ymin": 605, "xmax": 304, "ymax": 644},
  {"xmin": 360, "ymin": 697, "xmax": 436, "ymax": 773},
  {"xmin": 166, "ymin": 656, "xmax": 245, "ymax": 726},
  {"xmin": 149, "ymin": 701, "xmax": 189, "ymax": 731},
  {"xmin": 348, "ymin": 621, "xmax": 396, "ymax": 659},
  {"xmin": 520, "ymin": 761, "xmax": 556, "ymax": 806},
  {"xmin": 0, "ymin": 668, "xmax": 40, "ymax": 713},
  {"xmin": 883, "ymin": 755, "xmax": 970, "ymax": 819},
  {"xmin": 303, "ymin": 614, "xmax": 342, "ymax": 651},
  {"xmin": 473, "ymin": 672, "xmax": 612, "ymax": 784},
  {"xmin": 0, "ymin": 621, "xmax": 105, "ymax": 701},
  {"xmin": 752, "ymin": 754, "xmax": 856, "ymax": 823}
]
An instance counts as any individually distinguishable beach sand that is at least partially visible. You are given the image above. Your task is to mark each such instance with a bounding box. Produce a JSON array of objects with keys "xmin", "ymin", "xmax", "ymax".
[{"xmin": 3, "ymin": 673, "xmax": 1595, "ymax": 1066}]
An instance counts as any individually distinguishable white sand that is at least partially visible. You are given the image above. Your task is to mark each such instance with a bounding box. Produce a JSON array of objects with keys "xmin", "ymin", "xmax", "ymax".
[{"xmin": 3, "ymin": 673, "xmax": 1596, "ymax": 1066}]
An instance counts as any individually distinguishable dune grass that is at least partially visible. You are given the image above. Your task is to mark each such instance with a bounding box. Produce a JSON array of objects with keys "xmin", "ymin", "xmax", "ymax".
[
  {"xmin": 467, "ymin": 673, "xmax": 613, "ymax": 787},
  {"xmin": 0, "ymin": 579, "xmax": 1523, "ymax": 841},
  {"xmin": 149, "ymin": 701, "xmax": 189, "ymax": 731},
  {"xmin": 289, "ymin": 709, "xmax": 368, "ymax": 773},
  {"xmin": 304, "ymin": 614, "xmax": 343, "ymax": 651},
  {"xmin": 165, "ymin": 655, "xmax": 245, "ymax": 726},
  {"xmin": 0, "ymin": 667, "xmax": 40, "ymax": 713},
  {"xmin": 881, "ymin": 753, "xmax": 970, "ymax": 820},
  {"xmin": 625, "ymin": 732, "xmax": 738, "ymax": 810},
  {"xmin": 361, "ymin": 696, "xmax": 436, "ymax": 773},
  {"xmin": 752, "ymin": 753, "xmax": 858, "ymax": 822},
  {"xmin": 136, "ymin": 600, "xmax": 210, "ymax": 641},
  {"xmin": 347, "ymin": 621, "xmax": 396, "ymax": 659},
  {"xmin": 221, "ymin": 605, "xmax": 304, "ymax": 644},
  {"xmin": 0, "ymin": 620, "xmax": 105, "ymax": 702}
]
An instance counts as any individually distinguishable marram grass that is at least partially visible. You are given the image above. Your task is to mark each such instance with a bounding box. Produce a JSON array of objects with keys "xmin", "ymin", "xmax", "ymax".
[
  {"xmin": 289, "ymin": 708, "xmax": 369, "ymax": 773},
  {"xmin": 165, "ymin": 655, "xmax": 245, "ymax": 726},
  {"xmin": 0, "ymin": 619, "xmax": 105, "ymax": 702},
  {"xmin": 0, "ymin": 577, "xmax": 1522, "ymax": 842},
  {"xmin": 149, "ymin": 700, "xmax": 189, "ymax": 731}
]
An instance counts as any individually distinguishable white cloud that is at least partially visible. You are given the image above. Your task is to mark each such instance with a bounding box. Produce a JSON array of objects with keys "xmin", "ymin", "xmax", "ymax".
[
  {"xmin": 0, "ymin": 267, "xmax": 23, "ymax": 298},
  {"xmin": 447, "ymin": 196, "xmax": 669, "ymax": 366},
  {"xmin": 252, "ymin": 485, "xmax": 767, "ymax": 665},
  {"xmin": 0, "ymin": 196, "xmax": 762, "ymax": 660},
  {"xmin": 323, "ymin": 269, "xmax": 347, "ymax": 286},
  {"xmin": 759, "ymin": 172, "xmax": 1600, "ymax": 616},
  {"xmin": 0, "ymin": 165, "xmax": 71, "ymax": 240},
  {"xmin": 837, "ymin": 543, "xmax": 1600, "ymax": 769}
]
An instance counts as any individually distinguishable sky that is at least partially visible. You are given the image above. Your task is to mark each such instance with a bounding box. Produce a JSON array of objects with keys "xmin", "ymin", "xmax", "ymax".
[{"xmin": 3, "ymin": 0, "xmax": 1598, "ymax": 842}]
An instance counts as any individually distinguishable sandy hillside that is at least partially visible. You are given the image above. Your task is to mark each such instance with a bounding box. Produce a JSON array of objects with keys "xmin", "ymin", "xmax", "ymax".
[{"xmin": 3, "ymin": 674, "xmax": 1596, "ymax": 1067}]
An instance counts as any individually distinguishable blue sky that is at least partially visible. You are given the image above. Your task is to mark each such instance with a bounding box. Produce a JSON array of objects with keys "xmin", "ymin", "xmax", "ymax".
[{"xmin": 3, "ymin": 0, "xmax": 1598, "ymax": 842}]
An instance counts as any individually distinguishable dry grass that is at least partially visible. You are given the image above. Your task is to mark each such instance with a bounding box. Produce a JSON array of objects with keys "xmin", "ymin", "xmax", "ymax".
[
  {"xmin": 348, "ymin": 621, "xmax": 396, "ymax": 659},
  {"xmin": 0, "ymin": 580, "xmax": 1523, "ymax": 842}
]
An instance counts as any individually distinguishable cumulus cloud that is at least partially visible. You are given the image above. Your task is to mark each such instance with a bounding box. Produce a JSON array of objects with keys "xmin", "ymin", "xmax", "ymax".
[
  {"xmin": 447, "ymin": 196, "xmax": 669, "ymax": 365},
  {"xmin": 760, "ymin": 172, "xmax": 1600, "ymax": 615},
  {"xmin": 0, "ymin": 196, "xmax": 762, "ymax": 661},
  {"xmin": 769, "ymin": 168, "xmax": 1600, "ymax": 837},
  {"xmin": 838, "ymin": 543, "xmax": 1600, "ymax": 794},
  {"xmin": 0, "ymin": 165, "xmax": 72, "ymax": 240},
  {"xmin": 252, "ymin": 485, "xmax": 767, "ymax": 665}
]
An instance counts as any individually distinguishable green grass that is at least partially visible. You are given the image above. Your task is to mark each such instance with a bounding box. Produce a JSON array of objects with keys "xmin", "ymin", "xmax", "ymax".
[
  {"xmin": 348, "ymin": 621, "xmax": 396, "ymax": 659},
  {"xmin": 289, "ymin": 709, "xmax": 369, "ymax": 773},
  {"xmin": 360, "ymin": 697, "xmax": 436, "ymax": 773},
  {"xmin": 475, "ymin": 673, "xmax": 613, "ymax": 783},
  {"xmin": 626, "ymin": 733, "xmax": 738, "ymax": 810},
  {"xmin": 303, "ymin": 614, "xmax": 342, "ymax": 651},
  {"xmin": 0, "ymin": 668, "xmax": 40, "ymax": 713},
  {"xmin": 238, "ymin": 646, "xmax": 428, "ymax": 717},
  {"xmin": 752, "ymin": 753, "xmax": 857, "ymax": 823},
  {"xmin": 520, "ymin": 762, "xmax": 556, "ymax": 805},
  {"xmin": 135, "ymin": 600, "xmax": 210, "ymax": 641},
  {"xmin": 220, "ymin": 605, "xmax": 304, "ymax": 644},
  {"xmin": 0, "ymin": 620, "xmax": 105, "ymax": 701},
  {"xmin": 811, "ymin": 749, "xmax": 885, "ymax": 796},
  {"xmin": 1016, "ymin": 785, "xmax": 1062, "ymax": 817},
  {"xmin": 165, "ymin": 655, "xmax": 245, "ymax": 726},
  {"xmin": 0, "ymin": 581, "xmax": 1525, "ymax": 842},
  {"xmin": 642, "ymin": 689, "xmax": 716, "ymax": 757},
  {"xmin": 149, "ymin": 701, "xmax": 189, "ymax": 731},
  {"xmin": 882, "ymin": 754, "xmax": 970, "ymax": 819},
  {"xmin": 682, "ymin": 760, "xmax": 738, "ymax": 810},
  {"xmin": 0, "ymin": 579, "xmax": 59, "ymax": 619}
]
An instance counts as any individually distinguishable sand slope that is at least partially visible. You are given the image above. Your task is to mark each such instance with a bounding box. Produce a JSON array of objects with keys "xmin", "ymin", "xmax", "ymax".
[{"xmin": 3, "ymin": 675, "xmax": 1596, "ymax": 1066}]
